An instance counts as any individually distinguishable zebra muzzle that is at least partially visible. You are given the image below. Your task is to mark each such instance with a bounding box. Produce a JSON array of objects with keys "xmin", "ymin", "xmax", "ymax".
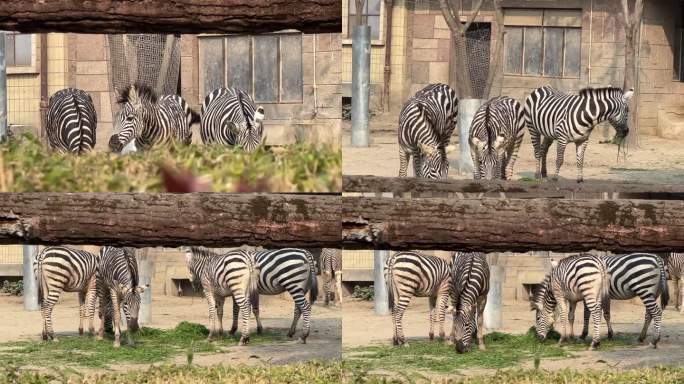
[{"xmin": 128, "ymin": 317, "xmax": 140, "ymax": 332}]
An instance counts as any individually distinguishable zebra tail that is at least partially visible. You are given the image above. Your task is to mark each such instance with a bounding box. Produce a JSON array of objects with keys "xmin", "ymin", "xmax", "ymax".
[
  {"xmin": 248, "ymin": 257, "xmax": 260, "ymax": 310},
  {"xmin": 659, "ymin": 257, "xmax": 670, "ymax": 309},
  {"xmin": 72, "ymin": 93, "xmax": 84, "ymax": 154},
  {"xmin": 600, "ymin": 260, "xmax": 610, "ymax": 306},
  {"xmin": 34, "ymin": 254, "xmax": 44, "ymax": 307},
  {"xmin": 309, "ymin": 267, "xmax": 319, "ymax": 306},
  {"xmin": 386, "ymin": 257, "xmax": 395, "ymax": 311}
]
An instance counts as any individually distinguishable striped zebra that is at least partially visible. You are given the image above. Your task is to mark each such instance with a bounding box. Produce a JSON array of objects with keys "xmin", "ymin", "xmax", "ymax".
[
  {"xmin": 469, "ymin": 96, "xmax": 525, "ymax": 180},
  {"xmin": 450, "ymin": 252, "xmax": 490, "ymax": 353},
  {"xmin": 398, "ymin": 83, "xmax": 458, "ymax": 179},
  {"xmin": 109, "ymin": 84, "xmax": 196, "ymax": 152},
  {"xmin": 666, "ymin": 253, "xmax": 684, "ymax": 312},
  {"xmin": 577, "ymin": 253, "xmax": 668, "ymax": 348},
  {"xmin": 524, "ymin": 86, "xmax": 633, "ymax": 182},
  {"xmin": 321, "ymin": 248, "xmax": 342, "ymax": 306},
  {"xmin": 96, "ymin": 246, "xmax": 147, "ymax": 348},
  {"xmin": 200, "ymin": 87, "xmax": 265, "ymax": 152},
  {"xmin": 531, "ymin": 253, "xmax": 609, "ymax": 350},
  {"xmin": 186, "ymin": 247, "xmax": 259, "ymax": 345},
  {"xmin": 33, "ymin": 246, "xmax": 99, "ymax": 341},
  {"xmin": 46, "ymin": 88, "xmax": 97, "ymax": 154},
  {"xmin": 385, "ymin": 251, "xmax": 452, "ymax": 346},
  {"xmin": 229, "ymin": 248, "xmax": 318, "ymax": 344}
]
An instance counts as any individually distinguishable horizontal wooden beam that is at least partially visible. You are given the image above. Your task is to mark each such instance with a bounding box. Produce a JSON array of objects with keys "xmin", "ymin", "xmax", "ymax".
[
  {"xmin": 0, "ymin": 0, "xmax": 341, "ymax": 34},
  {"xmin": 342, "ymin": 196, "xmax": 684, "ymax": 252},
  {"xmin": 0, "ymin": 193, "xmax": 341, "ymax": 248},
  {"xmin": 343, "ymin": 175, "xmax": 684, "ymax": 200}
]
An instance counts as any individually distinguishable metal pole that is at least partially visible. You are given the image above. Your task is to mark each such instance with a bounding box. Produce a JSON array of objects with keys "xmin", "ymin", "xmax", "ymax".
[
  {"xmin": 373, "ymin": 249, "xmax": 389, "ymax": 315},
  {"xmin": 484, "ymin": 265, "xmax": 504, "ymax": 331},
  {"xmin": 457, "ymin": 99, "xmax": 485, "ymax": 175},
  {"xmin": 0, "ymin": 32, "xmax": 8, "ymax": 140},
  {"xmin": 137, "ymin": 250, "xmax": 152, "ymax": 325},
  {"xmin": 351, "ymin": 25, "xmax": 370, "ymax": 147},
  {"xmin": 23, "ymin": 245, "xmax": 39, "ymax": 311}
]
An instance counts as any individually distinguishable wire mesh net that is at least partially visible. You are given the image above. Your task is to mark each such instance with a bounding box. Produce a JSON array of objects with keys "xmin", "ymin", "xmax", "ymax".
[
  {"xmin": 452, "ymin": 23, "xmax": 492, "ymax": 99},
  {"xmin": 106, "ymin": 34, "xmax": 181, "ymax": 125}
]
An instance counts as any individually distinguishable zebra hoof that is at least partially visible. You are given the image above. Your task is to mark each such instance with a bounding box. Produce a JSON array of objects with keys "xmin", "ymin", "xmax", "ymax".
[
  {"xmin": 257, "ymin": 326, "xmax": 263, "ymax": 335},
  {"xmin": 78, "ymin": 328, "xmax": 84, "ymax": 336},
  {"xmin": 206, "ymin": 336, "xmax": 214, "ymax": 343},
  {"xmin": 298, "ymin": 337, "xmax": 307, "ymax": 344},
  {"xmin": 238, "ymin": 336, "xmax": 250, "ymax": 346},
  {"xmin": 589, "ymin": 341, "xmax": 600, "ymax": 350},
  {"xmin": 228, "ymin": 329, "xmax": 237, "ymax": 336},
  {"xmin": 607, "ymin": 332, "xmax": 614, "ymax": 340},
  {"xmin": 113, "ymin": 342, "xmax": 121, "ymax": 348},
  {"xmin": 287, "ymin": 331, "xmax": 296, "ymax": 339},
  {"xmin": 429, "ymin": 332, "xmax": 434, "ymax": 341}
]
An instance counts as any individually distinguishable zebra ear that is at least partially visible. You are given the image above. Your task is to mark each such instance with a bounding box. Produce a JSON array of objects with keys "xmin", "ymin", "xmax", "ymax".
[
  {"xmin": 254, "ymin": 106, "xmax": 265, "ymax": 123},
  {"xmin": 444, "ymin": 144, "xmax": 457, "ymax": 154},
  {"xmin": 623, "ymin": 89, "xmax": 634, "ymax": 101},
  {"xmin": 493, "ymin": 135, "xmax": 505, "ymax": 148},
  {"xmin": 129, "ymin": 87, "xmax": 143, "ymax": 110},
  {"xmin": 136, "ymin": 284, "xmax": 149, "ymax": 293},
  {"xmin": 549, "ymin": 257, "xmax": 559, "ymax": 268},
  {"xmin": 226, "ymin": 121, "xmax": 240, "ymax": 134},
  {"xmin": 418, "ymin": 143, "xmax": 437, "ymax": 155}
]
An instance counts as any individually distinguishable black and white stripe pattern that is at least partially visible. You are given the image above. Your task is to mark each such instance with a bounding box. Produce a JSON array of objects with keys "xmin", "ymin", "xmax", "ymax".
[
  {"xmin": 385, "ymin": 251, "xmax": 452, "ymax": 346},
  {"xmin": 96, "ymin": 246, "xmax": 146, "ymax": 347},
  {"xmin": 46, "ymin": 88, "xmax": 97, "ymax": 154},
  {"xmin": 33, "ymin": 246, "xmax": 99, "ymax": 341},
  {"xmin": 667, "ymin": 253, "xmax": 684, "ymax": 312},
  {"xmin": 469, "ymin": 96, "xmax": 525, "ymax": 180},
  {"xmin": 578, "ymin": 253, "xmax": 668, "ymax": 348},
  {"xmin": 200, "ymin": 87, "xmax": 265, "ymax": 152},
  {"xmin": 230, "ymin": 248, "xmax": 318, "ymax": 343},
  {"xmin": 321, "ymin": 248, "xmax": 342, "ymax": 306},
  {"xmin": 186, "ymin": 247, "xmax": 259, "ymax": 345},
  {"xmin": 450, "ymin": 252, "xmax": 490, "ymax": 353},
  {"xmin": 398, "ymin": 83, "xmax": 458, "ymax": 179},
  {"xmin": 531, "ymin": 253, "xmax": 609, "ymax": 350},
  {"xmin": 109, "ymin": 84, "xmax": 194, "ymax": 152},
  {"xmin": 524, "ymin": 86, "xmax": 633, "ymax": 182}
]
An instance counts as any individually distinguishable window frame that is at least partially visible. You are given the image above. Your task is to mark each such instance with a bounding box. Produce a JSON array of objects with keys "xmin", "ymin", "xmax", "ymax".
[
  {"xmin": 4, "ymin": 32, "xmax": 37, "ymax": 75},
  {"xmin": 198, "ymin": 31, "xmax": 304, "ymax": 105},
  {"xmin": 674, "ymin": 28, "xmax": 684, "ymax": 82},
  {"xmin": 342, "ymin": 0, "xmax": 386, "ymax": 46}
]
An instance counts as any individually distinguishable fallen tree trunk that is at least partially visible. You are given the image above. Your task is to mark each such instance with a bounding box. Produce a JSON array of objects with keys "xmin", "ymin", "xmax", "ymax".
[
  {"xmin": 342, "ymin": 196, "xmax": 684, "ymax": 252},
  {"xmin": 0, "ymin": 193, "xmax": 341, "ymax": 248},
  {"xmin": 0, "ymin": 0, "xmax": 341, "ymax": 34},
  {"xmin": 343, "ymin": 175, "xmax": 684, "ymax": 200}
]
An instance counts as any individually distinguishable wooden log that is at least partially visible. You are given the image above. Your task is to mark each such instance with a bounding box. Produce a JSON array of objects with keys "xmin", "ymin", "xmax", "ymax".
[
  {"xmin": 343, "ymin": 175, "xmax": 684, "ymax": 200},
  {"xmin": 342, "ymin": 196, "xmax": 684, "ymax": 252},
  {"xmin": 0, "ymin": 0, "xmax": 341, "ymax": 34},
  {"xmin": 0, "ymin": 193, "xmax": 340, "ymax": 248}
]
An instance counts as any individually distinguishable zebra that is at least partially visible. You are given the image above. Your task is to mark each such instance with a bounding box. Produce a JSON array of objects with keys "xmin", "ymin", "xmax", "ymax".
[
  {"xmin": 450, "ymin": 252, "xmax": 490, "ymax": 353},
  {"xmin": 186, "ymin": 247, "xmax": 259, "ymax": 345},
  {"xmin": 575, "ymin": 253, "xmax": 669, "ymax": 348},
  {"xmin": 531, "ymin": 253, "xmax": 609, "ymax": 350},
  {"xmin": 524, "ymin": 86, "xmax": 634, "ymax": 182},
  {"xmin": 96, "ymin": 246, "xmax": 147, "ymax": 348},
  {"xmin": 228, "ymin": 248, "xmax": 318, "ymax": 344},
  {"xmin": 109, "ymin": 83, "xmax": 197, "ymax": 152},
  {"xmin": 321, "ymin": 248, "xmax": 342, "ymax": 306},
  {"xmin": 666, "ymin": 253, "xmax": 684, "ymax": 312},
  {"xmin": 398, "ymin": 83, "xmax": 458, "ymax": 179},
  {"xmin": 385, "ymin": 251, "xmax": 452, "ymax": 346},
  {"xmin": 33, "ymin": 246, "xmax": 99, "ymax": 341},
  {"xmin": 99, "ymin": 247, "xmax": 138, "ymax": 334},
  {"xmin": 45, "ymin": 88, "xmax": 97, "ymax": 154},
  {"xmin": 469, "ymin": 96, "xmax": 525, "ymax": 180},
  {"xmin": 200, "ymin": 87, "xmax": 265, "ymax": 152}
]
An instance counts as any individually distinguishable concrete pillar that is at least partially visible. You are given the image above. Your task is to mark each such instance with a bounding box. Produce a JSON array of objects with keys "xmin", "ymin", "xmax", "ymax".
[
  {"xmin": 23, "ymin": 245, "xmax": 39, "ymax": 311},
  {"xmin": 137, "ymin": 250, "xmax": 152, "ymax": 325},
  {"xmin": 374, "ymin": 249, "xmax": 389, "ymax": 315},
  {"xmin": 457, "ymin": 99, "xmax": 485, "ymax": 175},
  {"xmin": 484, "ymin": 265, "xmax": 504, "ymax": 331},
  {"xmin": 0, "ymin": 32, "xmax": 7, "ymax": 140},
  {"xmin": 351, "ymin": 25, "xmax": 370, "ymax": 147}
]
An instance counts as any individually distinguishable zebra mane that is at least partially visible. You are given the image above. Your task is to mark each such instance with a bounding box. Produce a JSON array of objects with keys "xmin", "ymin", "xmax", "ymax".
[
  {"xmin": 236, "ymin": 90, "xmax": 252, "ymax": 126},
  {"xmin": 578, "ymin": 86, "xmax": 623, "ymax": 98},
  {"xmin": 117, "ymin": 83, "xmax": 158, "ymax": 105},
  {"xmin": 122, "ymin": 248, "xmax": 138, "ymax": 288}
]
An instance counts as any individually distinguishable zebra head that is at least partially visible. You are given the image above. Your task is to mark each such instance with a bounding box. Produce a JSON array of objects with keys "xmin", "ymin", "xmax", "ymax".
[
  {"xmin": 530, "ymin": 275, "xmax": 556, "ymax": 341},
  {"xmin": 470, "ymin": 134, "xmax": 506, "ymax": 180},
  {"xmin": 229, "ymin": 91, "xmax": 264, "ymax": 152},
  {"xmin": 452, "ymin": 304, "xmax": 477, "ymax": 353},
  {"xmin": 110, "ymin": 84, "xmax": 157, "ymax": 152},
  {"xmin": 185, "ymin": 246, "xmax": 212, "ymax": 291},
  {"xmin": 417, "ymin": 143, "xmax": 455, "ymax": 179},
  {"xmin": 118, "ymin": 282, "xmax": 147, "ymax": 332},
  {"xmin": 605, "ymin": 88, "xmax": 634, "ymax": 141}
]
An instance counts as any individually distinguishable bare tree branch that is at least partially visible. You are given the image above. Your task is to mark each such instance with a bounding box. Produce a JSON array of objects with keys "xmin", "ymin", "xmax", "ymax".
[
  {"xmin": 463, "ymin": 0, "xmax": 486, "ymax": 32},
  {"xmin": 484, "ymin": 0, "xmax": 504, "ymax": 98},
  {"xmin": 355, "ymin": 0, "xmax": 366, "ymax": 29},
  {"xmin": 439, "ymin": 0, "xmax": 463, "ymax": 35}
]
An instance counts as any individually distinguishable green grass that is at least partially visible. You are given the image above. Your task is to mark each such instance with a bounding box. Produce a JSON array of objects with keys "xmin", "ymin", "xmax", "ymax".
[
  {"xmin": 0, "ymin": 133, "xmax": 341, "ymax": 192},
  {"xmin": 0, "ymin": 361, "xmax": 342, "ymax": 384},
  {"xmin": 0, "ymin": 321, "xmax": 285, "ymax": 369},
  {"xmin": 343, "ymin": 327, "xmax": 635, "ymax": 375}
]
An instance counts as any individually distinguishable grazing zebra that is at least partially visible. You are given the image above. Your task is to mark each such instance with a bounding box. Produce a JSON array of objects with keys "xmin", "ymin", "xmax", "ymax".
[
  {"xmin": 576, "ymin": 253, "xmax": 668, "ymax": 348},
  {"xmin": 450, "ymin": 252, "xmax": 490, "ymax": 353},
  {"xmin": 469, "ymin": 96, "xmax": 525, "ymax": 180},
  {"xmin": 321, "ymin": 248, "xmax": 343, "ymax": 306},
  {"xmin": 524, "ymin": 86, "xmax": 633, "ymax": 182},
  {"xmin": 200, "ymin": 87, "xmax": 265, "ymax": 152},
  {"xmin": 109, "ymin": 84, "xmax": 195, "ymax": 152},
  {"xmin": 33, "ymin": 246, "xmax": 99, "ymax": 341},
  {"xmin": 186, "ymin": 247, "xmax": 259, "ymax": 345},
  {"xmin": 96, "ymin": 246, "xmax": 147, "ymax": 347},
  {"xmin": 531, "ymin": 253, "xmax": 609, "ymax": 350},
  {"xmin": 385, "ymin": 251, "xmax": 452, "ymax": 346},
  {"xmin": 398, "ymin": 83, "xmax": 458, "ymax": 179},
  {"xmin": 46, "ymin": 88, "xmax": 97, "ymax": 154},
  {"xmin": 666, "ymin": 253, "xmax": 684, "ymax": 312},
  {"xmin": 229, "ymin": 248, "xmax": 318, "ymax": 343}
]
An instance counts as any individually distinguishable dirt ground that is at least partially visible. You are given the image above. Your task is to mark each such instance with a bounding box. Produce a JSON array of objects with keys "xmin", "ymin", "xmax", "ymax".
[
  {"xmin": 342, "ymin": 122, "xmax": 684, "ymax": 183},
  {"xmin": 0, "ymin": 292, "xmax": 341, "ymax": 366},
  {"xmin": 342, "ymin": 297, "xmax": 684, "ymax": 372}
]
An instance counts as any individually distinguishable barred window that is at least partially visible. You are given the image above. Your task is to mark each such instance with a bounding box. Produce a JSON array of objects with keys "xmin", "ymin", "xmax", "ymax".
[{"xmin": 348, "ymin": 0, "xmax": 381, "ymax": 40}]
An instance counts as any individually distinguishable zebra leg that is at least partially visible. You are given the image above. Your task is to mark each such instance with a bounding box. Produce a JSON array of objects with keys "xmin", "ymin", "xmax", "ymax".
[
  {"xmin": 556, "ymin": 297, "xmax": 568, "ymax": 346},
  {"xmin": 674, "ymin": 277, "xmax": 680, "ymax": 311},
  {"xmin": 428, "ymin": 294, "xmax": 437, "ymax": 340},
  {"xmin": 215, "ymin": 295, "xmax": 225, "ymax": 338},
  {"xmin": 110, "ymin": 289, "xmax": 122, "ymax": 348},
  {"xmin": 589, "ymin": 305, "xmax": 603, "ymax": 350},
  {"xmin": 567, "ymin": 300, "xmax": 577, "ymax": 340},
  {"xmin": 41, "ymin": 297, "xmax": 59, "ymax": 341},
  {"xmin": 235, "ymin": 296, "xmax": 252, "ymax": 346},
  {"xmin": 335, "ymin": 272, "xmax": 343, "ymax": 306},
  {"xmin": 604, "ymin": 299, "xmax": 613, "ymax": 340},
  {"xmin": 553, "ymin": 139, "xmax": 568, "ymax": 181},
  {"xmin": 323, "ymin": 271, "xmax": 332, "ymax": 306},
  {"xmin": 412, "ymin": 152, "xmax": 422, "ymax": 178},
  {"xmin": 679, "ymin": 275, "xmax": 684, "ymax": 313},
  {"xmin": 288, "ymin": 305, "xmax": 302, "ymax": 339},
  {"xmin": 504, "ymin": 131, "xmax": 525, "ymax": 180},
  {"xmin": 530, "ymin": 129, "xmax": 542, "ymax": 179},
  {"xmin": 393, "ymin": 295, "xmax": 411, "ymax": 346},
  {"xmin": 297, "ymin": 301, "xmax": 313, "ymax": 344},
  {"xmin": 575, "ymin": 140, "xmax": 589, "ymax": 183},
  {"xmin": 649, "ymin": 303, "xmax": 663, "ymax": 348},
  {"xmin": 229, "ymin": 299, "xmax": 239, "ymax": 335},
  {"xmin": 539, "ymin": 138, "xmax": 553, "ymax": 178},
  {"xmin": 638, "ymin": 311, "xmax": 653, "ymax": 344},
  {"xmin": 580, "ymin": 301, "xmax": 590, "ymax": 340},
  {"xmin": 85, "ymin": 277, "xmax": 97, "ymax": 335},
  {"xmin": 78, "ymin": 291, "xmax": 86, "ymax": 336},
  {"xmin": 205, "ymin": 292, "xmax": 218, "ymax": 342},
  {"xmin": 436, "ymin": 287, "xmax": 450, "ymax": 341},
  {"xmin": 476, "ymin": 296, "xmax": 487, "ymax": 351},
  {"xmin": 252, "ymin": 300, "xmax": 263, "ymax": 335},
  {"xmin": 398, "ymin": 148, "xmax": 410, "ymax": 177}
]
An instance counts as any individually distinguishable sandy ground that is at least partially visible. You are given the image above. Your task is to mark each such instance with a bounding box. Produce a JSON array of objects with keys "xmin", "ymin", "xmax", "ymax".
[
  {"xmin": 342, "ymin": 122, "xmax": 684, "ymax": 183},
  {"xmin": 0, "ymin": 292, "xmax": 341, "ymax": 367},
  {"xmin": 342, "ymin": 297, "xmax": 684, "ymax": 372}
]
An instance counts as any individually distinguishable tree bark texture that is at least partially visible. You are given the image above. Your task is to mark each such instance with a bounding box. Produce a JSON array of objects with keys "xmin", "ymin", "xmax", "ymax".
[
  {"xmin": 621, "ymin": 0, "xmax": 644, "ymax": 147},
  {"xmin": 342, "ymin": 196, "xmax": 684, "ymax": 252},
  {"xmin": 0, "ymin": 0, "xmax": 341, "ymax": 34},
  {"xmin": 0, "ymin": 193, "xmax": 341, "ymax": 248}
]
